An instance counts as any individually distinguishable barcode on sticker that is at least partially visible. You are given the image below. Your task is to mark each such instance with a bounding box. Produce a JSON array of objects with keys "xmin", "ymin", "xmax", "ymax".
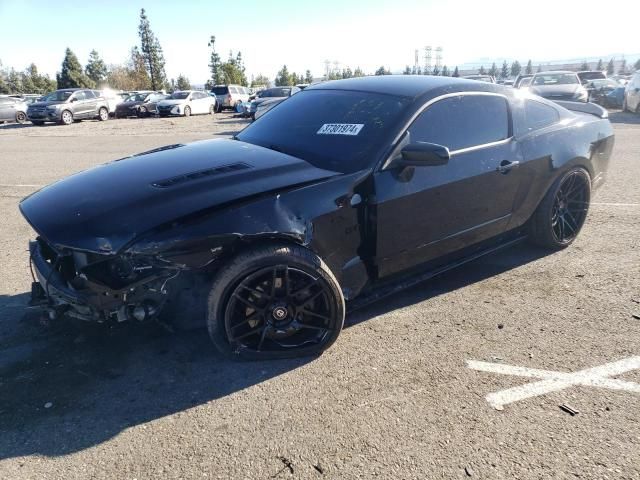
[{"xmin": 317, "ymin": 123, "xmax": 364, "ymax": 136}]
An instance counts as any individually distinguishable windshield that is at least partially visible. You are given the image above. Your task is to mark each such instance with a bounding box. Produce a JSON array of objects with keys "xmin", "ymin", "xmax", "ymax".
[
  {"xmin": 236, "ymin": 89, "xmax": 410, "ymax": 174},
  {"xmin": 533, "ymin": 74, "xmax": 579, "ymax": 86},
  {"xmin": 520, "ymin": 77, "xmax": 533, "ymax": 87},
  {"xmin": 211, "ymin": 86, "xmax": 229, "ymax": 95},
  {"xmin": 169, "ymin": 92, "xmax": 190, "ymax": 100},
  {"xmin": 126, "ymin": 93, "xmax": 149, "ymax": 102},
  {"xmin": 42, "ymin": 90, "xmax": 74, "ymax": 102},
  {"xmin": 258, "ymin": 88, "xmax": 291, "ymax": 98}
]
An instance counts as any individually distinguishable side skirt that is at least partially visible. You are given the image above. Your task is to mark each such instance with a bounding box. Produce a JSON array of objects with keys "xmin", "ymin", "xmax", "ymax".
[{"xmin": 346, "ymin": 235, "xmax": 528, "ymax": 312}]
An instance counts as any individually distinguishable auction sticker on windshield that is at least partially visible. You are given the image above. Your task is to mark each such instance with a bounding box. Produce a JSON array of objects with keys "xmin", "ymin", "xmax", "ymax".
[{"xmin": 317, "ymin": 123, "xmax": 364, "ymax": 136}]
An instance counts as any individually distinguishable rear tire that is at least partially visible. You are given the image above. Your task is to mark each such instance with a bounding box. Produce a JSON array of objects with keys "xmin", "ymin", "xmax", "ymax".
[
  {"xmin": 207, "ymin": 244, "xmax": 345, "ymax": 361},
  {"xmin": 15, "ymin": 111, "xmax": 27, "ymax": 124},
  {"xmin": 529, "ymin": 167, "xmax": 591, "ymax": 249},
  {"xmin": 137, "ymin": 106, "xmax": 147, "ymax": 118},
  {"xmin": 98, "ymin": 107, "xmax": 109, "ymax": 121},
  {"xmin": 215, "ymin": 103, "xmax": 223, "ymax": 113}
]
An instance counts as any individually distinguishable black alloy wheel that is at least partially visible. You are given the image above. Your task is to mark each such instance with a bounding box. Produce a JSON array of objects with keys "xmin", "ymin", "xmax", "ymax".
[
  {"xmin": 207, "ymin": 245, "xmax": 345, "ymax": 360},
  {"xmin": 550, "ymin": 170, "xmax": 590, "ymax": 244},
  {"xmin": 530, "ymin": 168, "xmax": 591, "ymax": 249},
  {"xmin": 15, "ymin": 111, "xmax": 27, "ymax": 124}
]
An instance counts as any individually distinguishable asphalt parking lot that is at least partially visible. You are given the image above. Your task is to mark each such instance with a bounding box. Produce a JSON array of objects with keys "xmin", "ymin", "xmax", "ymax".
[{"xmin": 1, "ymin": 111, "xmax": 639, "ymax": 479}]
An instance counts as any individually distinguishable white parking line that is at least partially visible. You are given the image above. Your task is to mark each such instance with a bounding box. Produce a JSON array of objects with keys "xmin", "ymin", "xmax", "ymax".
[
  {"xmin": 0, "ymin": 184, "xmax": 43, "ymax": 188},
  {"xmin": 590, "ymin": 202, "xmax": 640, "ymax": 207},
  {"xmin": 467, "ymin": 357, "xmax": 640, "ymax": 410}
]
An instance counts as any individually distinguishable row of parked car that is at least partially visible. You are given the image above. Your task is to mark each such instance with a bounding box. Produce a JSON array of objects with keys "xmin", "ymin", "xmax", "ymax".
[{"xmin": 463, "ymin": 70, "xmax": 640, "ymax": 112}]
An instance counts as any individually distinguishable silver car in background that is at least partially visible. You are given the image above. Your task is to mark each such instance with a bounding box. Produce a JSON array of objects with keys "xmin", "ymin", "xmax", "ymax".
[
  {"xmin": 248, "ymin": 86, "xmax": 300, "ymax": 120},
  {"xmin": 0, "ymin": 96, "xmax": 28, "ymax": 124}
]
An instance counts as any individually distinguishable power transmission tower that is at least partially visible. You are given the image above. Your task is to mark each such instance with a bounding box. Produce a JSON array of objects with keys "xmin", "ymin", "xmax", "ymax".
[
  {"xmin": 435, "ymin": 47, "xmax": 443, "ymax": 69},
  {"xmin": 424, "ymin": 46, "xmax": 432, "ymax": 74}
]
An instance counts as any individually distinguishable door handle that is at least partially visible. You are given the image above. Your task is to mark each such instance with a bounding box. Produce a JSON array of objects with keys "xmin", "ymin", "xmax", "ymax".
[{"xmin": 496, "ymin": 160, "xmax": 520, "ymax": 174}]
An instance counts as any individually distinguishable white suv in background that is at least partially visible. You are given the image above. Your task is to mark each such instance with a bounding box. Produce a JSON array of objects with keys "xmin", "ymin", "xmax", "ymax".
[
  {"xmin": 157, "ymin": 90, "xmax": 216, "ymax": 117},
  {"xmin": 623, "ymin": 71, "xmax": 640, "ymax": 114},
  {"xmin": 210, "ymin": 84, "xmax": 250, "ymax": 112}
]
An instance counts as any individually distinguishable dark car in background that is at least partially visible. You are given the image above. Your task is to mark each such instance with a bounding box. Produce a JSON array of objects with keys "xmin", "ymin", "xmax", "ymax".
[
  {"xmin": 27, "ymin": 88, "xmax": 109, "ymax": 125},
  {"xmin": 586, "ymin": 78, "xmax": 622, "ymax": 105},
  {"xmin": 248, "ymin": 86, "xmax": 300, "ymax": 119},
  {"xmin": 115, "ymin": 92, "xmax": 168, "ymax": 118},
  {"xmin": 529, "ymin": 71, "xmax": 589, "ymax": 102},
  {"xmin": 0, "ymin": 95, "xmax": 28, "ymax": 124},
  {"xmin": 21, "ymin": 76, "xmax": 614, "ymax": 360}
]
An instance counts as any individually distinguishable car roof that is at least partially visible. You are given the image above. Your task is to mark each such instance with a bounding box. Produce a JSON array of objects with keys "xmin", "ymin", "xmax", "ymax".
[{"xmin": 307, "ymin": 75, "xmax": 509, "ymax": 100}]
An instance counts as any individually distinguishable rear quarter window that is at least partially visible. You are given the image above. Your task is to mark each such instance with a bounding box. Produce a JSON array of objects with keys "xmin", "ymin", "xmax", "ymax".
[{"xmin": 524, "ymin": 100, "xmax": 559, "ymax": 131}]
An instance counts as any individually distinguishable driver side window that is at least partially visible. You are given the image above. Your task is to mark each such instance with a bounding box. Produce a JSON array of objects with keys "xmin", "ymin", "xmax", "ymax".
[
  {"xmin": 407, "ymin": 95, "xmax": 510, "ymax": 152},
  {"xmin": 73, "ymin": 91, "xmax": 86, "ymax": 102}
]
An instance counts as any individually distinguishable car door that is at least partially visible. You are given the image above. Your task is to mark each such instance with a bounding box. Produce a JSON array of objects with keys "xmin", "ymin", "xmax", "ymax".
[
  {"xmin": 372, "ymin": 93, "xmax": 524, "ymax": 278},
  {"xmin": 195, "ymin": 92, "xmax": 207, "ymax": 113}
]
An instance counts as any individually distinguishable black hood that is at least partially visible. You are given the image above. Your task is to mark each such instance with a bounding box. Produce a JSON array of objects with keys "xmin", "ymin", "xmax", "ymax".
[{"xmin": 20, "ymin": 139, "xmax": 340, "ymax": 254}]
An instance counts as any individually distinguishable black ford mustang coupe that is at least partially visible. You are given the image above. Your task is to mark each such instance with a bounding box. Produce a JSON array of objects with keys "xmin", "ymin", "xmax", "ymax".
[{"xmin": 21, "ymin": 76, "xmax": 614, "ymax": 360}]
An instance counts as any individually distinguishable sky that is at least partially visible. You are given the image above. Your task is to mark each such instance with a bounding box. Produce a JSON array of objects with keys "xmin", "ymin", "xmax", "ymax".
[{"xmin": 1, "ymin": 0, "xmax": 638, "ymax": 83}]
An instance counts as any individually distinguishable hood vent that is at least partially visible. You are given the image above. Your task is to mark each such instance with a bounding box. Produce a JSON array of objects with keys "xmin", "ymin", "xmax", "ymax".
[{"xmin": 151, "ymin": 162, "xmax": 252, "ymax": 188}]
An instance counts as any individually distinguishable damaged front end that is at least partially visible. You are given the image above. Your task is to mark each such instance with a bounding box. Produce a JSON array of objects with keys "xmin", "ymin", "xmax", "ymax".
[{"xmin": 29, "ymin": 237, "xmax": 181, "ymax": 323}]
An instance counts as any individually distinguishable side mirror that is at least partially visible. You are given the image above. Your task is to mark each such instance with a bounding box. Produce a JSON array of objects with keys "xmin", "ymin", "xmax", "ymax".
[
  {"xmin": 399, "ymin": 142, "xmax": 450, "ymax": 167},
  {"xmin": 70, "ymin": 97, "xmax": 77, "ymax": 102}
]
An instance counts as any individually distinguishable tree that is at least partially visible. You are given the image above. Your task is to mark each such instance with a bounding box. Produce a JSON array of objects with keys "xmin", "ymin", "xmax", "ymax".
[
  {"xmin": 432, "ymin": 64, "xmax": 440, "ymax": 76},
  {"xmin": 275, "ymin": 65, "xmax": 292, "ymax": 86},
  {"xmin": 106, "ymin": 47, "xmax": 151, "ymax": 91},
  {"xmin": 489, "ymin": 62, "xmax": 498, "ymax": 78},
  {"xmin": 375, "ymin": 66, "xmax": 390, "ymax": 75},
  {"xmin": 510, "ymin": 60, "xmax": 521, "ymax": 78},
  {"xmin": 57, "ymin": 48, "xmax": 94, "ymax": 88},
  {"xmin": 403, "ymin": 65, "xmax": 411, "ymax": 75},
  {"xmin": 207, "ymin": 36, "xmax": 224, "ymax": 86},
  {"xmin": 441, "ymin": 65, "xmax": 450, "ymax": 76},
  {"xmin": 452, "ymin": 66, "xmax": 459, "ymax": 77},
  {"xmin": 175, "ymin": 74, "xmax": 191, "ymax": 90},
  {"xmin": 353, "ymin": 67, "xmax": 365, "ymax": 77},
  {"xmin": 7, "ymin": 69, "xmax": 23, "ymax": 93},
  {"xmin": 525, "ymin": 59, "xmax": 533, "ymax": 75},
  {"xmin": 251, "ymin": 74, "xmax": 270, "ymax": 87},
  {"xmin": 21, "ymin": 64, "xmax": 56, "ymax": 94},
  {"xmin": 479, "ymin": 65, "xmax": 486, "ymax": 75},
  {"xmin": 580, "ymin": 60, "xmax": 590, "ymax": 71},
  {"xmin": 500, "ymin": 60, "xmax": 509, "ymax": 79},
  {"xmin": 596, "ymin": 59, "xmax": 604, "ymax": 70},
  {"xmin": 138, "ymin": 8, "xmax": 167, "ymax": 90},
  {"xmin": 606, "ymin": 58, "xmax": 615, "ymax": 75},
  {"xmin": 85, "ymin": 49, "xmax": 107, "ymax": 86},
  {"xmin": 304, "ymin": 70, "xmax": 313, "ymax": 83},
  {"xmin": 618, "ymin": 59, "xmax": 627, "ymax": 75}
]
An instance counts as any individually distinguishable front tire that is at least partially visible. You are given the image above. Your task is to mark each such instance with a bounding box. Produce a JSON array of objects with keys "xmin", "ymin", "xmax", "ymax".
[
  {"xmin": 98, "ymin": 107, "xmax": 109, "ymax": 121},
  {"xmin": 183, "ymin": 106, "xmax": 191, "ymax": 117},
  {"xmin": 207, "ymin": 244, "xmax": 345, "ymax": 360},
  {"xmin": 529, "ymin": 167, "xmax": 591, "ymax": 249},
  {"xmin": 60, "ymin": 110, "xmax": 73, "ymax": 125}
]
